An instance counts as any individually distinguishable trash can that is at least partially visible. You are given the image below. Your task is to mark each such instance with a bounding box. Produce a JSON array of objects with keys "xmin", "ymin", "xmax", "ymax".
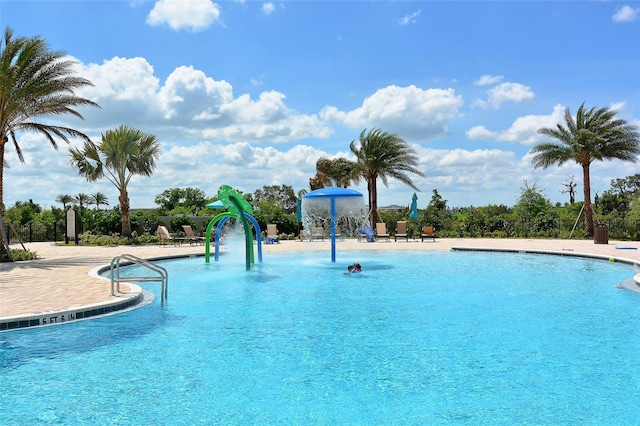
[{"xmin": 594, "ymin": 224, "xmax": 609, "ymax": 244}]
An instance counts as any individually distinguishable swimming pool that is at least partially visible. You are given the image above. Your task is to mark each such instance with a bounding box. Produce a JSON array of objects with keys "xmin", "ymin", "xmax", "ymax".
[{"xmin": 1, "ymin": 250, "xmax": 639, "ymax": 424}]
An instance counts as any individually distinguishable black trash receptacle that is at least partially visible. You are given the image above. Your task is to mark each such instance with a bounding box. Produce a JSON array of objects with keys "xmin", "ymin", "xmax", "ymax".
[{"xmin": 594, "ymin": 224, "xmax": 609, "ymax": 244}]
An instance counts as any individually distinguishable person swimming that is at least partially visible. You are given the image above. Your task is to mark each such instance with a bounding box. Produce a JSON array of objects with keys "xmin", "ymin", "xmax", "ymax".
[{"xmin": 347, "ymin": 263, "xmax": 362, "ymax": 273}]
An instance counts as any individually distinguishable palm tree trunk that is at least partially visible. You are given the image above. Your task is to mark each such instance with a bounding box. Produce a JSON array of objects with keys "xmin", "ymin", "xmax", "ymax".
[
  {"xmin": 0, "ymin": 134, "xmax": 6, "ymax": 216},
  {"xmin": 370, "ymin": 178, "xmax": 379, "ymax": 227},
  {"xmin": 119, "ymin": 189, "xmax": 132, "ymax": 237},
  {"xmin": 582, "ymin": 163, "xmax": 594, "ymax": 237}
]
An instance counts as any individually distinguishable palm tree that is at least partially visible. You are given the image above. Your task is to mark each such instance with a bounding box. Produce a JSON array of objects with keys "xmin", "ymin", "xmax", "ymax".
[
  {"xmin": 313, "ymin": 157, "xmax": 360, "ymax": 188},
  {"xmin": 531, "ymin": 103, "xmax": 640, "ymax": 236},
  {"xmin": 74, "ymin": 193, "xmax": 90, "ymax": 210},
  {"xmin": 55, "ymin": 194, "xmax": 74, "ymax": 211},
  {"xmin": 349, "ymin": 128, "xmax": 425, "ymax": 227},
  {"xmin": 73, "ymin": 193, "xmax": 90, "ymax": 234},
  {"xmin": 69, "ymin": 125, "xmax": 160, "ymax": 236},
  {"xmin": 90, "ymin": 192, "xmax": 109, "ymax": 210},
  {"xmin": 0, "ymin": 27, "xmax": 99, "ymax": 216}
]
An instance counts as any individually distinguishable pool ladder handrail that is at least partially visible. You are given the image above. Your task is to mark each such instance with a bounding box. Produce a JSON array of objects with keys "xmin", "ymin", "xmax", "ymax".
[{"xmin": 110, "ymin": 254, "xmax": 168, "ymax": 303}]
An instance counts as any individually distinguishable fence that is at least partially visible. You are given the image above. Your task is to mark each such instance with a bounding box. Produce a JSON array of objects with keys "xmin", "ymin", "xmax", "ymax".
[
  {"xmin": 5, "ymin": 217, "xmax": 640, "ymax": 244},
  {"xmin": 4, "ymin": 221, "xmax": 65, "ymax": 244}
]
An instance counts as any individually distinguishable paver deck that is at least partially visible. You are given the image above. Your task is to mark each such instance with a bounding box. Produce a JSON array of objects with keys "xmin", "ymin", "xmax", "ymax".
[{"xmin": 1, "ymin": 238, "xmax": 639, "ymax": 327}]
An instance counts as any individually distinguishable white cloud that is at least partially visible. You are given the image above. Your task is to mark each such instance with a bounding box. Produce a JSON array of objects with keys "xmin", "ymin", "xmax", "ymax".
[
  {"xmin": 147, "ymin": 0, "xmax": 221, "ymax": 31},
  {"xmin": 468, "ymin": 104, "xmax": 565, "ymax": 145},
  {"xmin": 474, "ymin": 75, "xmax": 504, "ymax": 86},
  {"xmin": 321, "ymin": 85, "xmax": 463, "ymax": 141},
  {"xmin": 612, "ymin": 5, "xmax": 639, "ymax": 22},
  {"xmin": 465, "ymin": 125, "xmax": 495, "ymax": 140},
  {"xmin": 79, "ymin": 56, "xmax": 159, "ymax": 101},
  {"xmin": 75, "ymin": 57, "xmax": 332, "ymax": 143},
  {"xmin": 158, "ymin": 65, "xmax": 234, "ymax": 120},
  {"xmin": 475, "ymin": 82, "xmax": 535, "ymax": 109},
  {"xmin": 261, "ymin": 2, "xmax": 276, "ymax": 15},
  {"xmin": 398, "ymin": 9, "xmax": 421, "ymax": 25}
]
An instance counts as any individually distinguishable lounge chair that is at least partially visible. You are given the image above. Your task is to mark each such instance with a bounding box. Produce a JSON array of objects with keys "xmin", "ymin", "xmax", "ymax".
[
  {"xmin": 375, "ymin": 222, "xmax": 390, "ymax": 242},
  {"xmin": 266, "ymin": 224, "xmax": 280, "ymax": 244},
  {"xmin": 157, "ymin": 225, "xmax": 182, "ymax": 246},
  {"xmin": 311, "ymin": 226, "xmax": 325, "ymax": 241},
  {"xmin": 421, "ymin": 225, "xmax": 436, "ymax": 242},
  {"xmin": 335, "ymin": 226, "xmax": 345, "ymax": 241},
  {"xmin": 395, "ymin": 221, "xmax": 408, "ymax": 242},
  {"xmin": 182, "ymin": 225, "xmax": 206, "ymax": 245}
]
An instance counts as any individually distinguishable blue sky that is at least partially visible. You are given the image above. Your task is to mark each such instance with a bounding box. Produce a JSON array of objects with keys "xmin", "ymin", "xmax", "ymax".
[{"xmin": 2, "ymin": 0, "xmax": 639, "ymax": 211}]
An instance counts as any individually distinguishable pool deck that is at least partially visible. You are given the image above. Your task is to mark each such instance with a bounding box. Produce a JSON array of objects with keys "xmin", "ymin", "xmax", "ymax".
[{"xmin": 2, "ymin": 238, "xmax": 640, "ymax": 329}]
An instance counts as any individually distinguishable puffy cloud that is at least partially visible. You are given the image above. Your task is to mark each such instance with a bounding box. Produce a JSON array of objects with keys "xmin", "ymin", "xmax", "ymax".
[
  {"xmin": 467, "ymin": 104, "xmax": 565, "ymax": 145},
  {"xmin": 612, "ymin": 5, "xmax": 639, "ymax": 22},
  {"xmin": 465, "ymin": 125, "xmax": 495, "ymax": 140},
  {"xmin": 79, "ymin": 56, "xmax": 159, "ymax": 101},
  {"xmin": 158, "ymin": 65, "xmax": 234, "ymax": 120},
  {"xmin": 147, "ymin": 0, "xmax": 221, "ymax": 31},
  {"xmin": 475, "ymin": 82, "xmax": 535, "ymax": 109},
  {"xmin": 74, "ymin": 57, "xmax": 332, "ymax": 142},
  {"xmin": 321, "ymin": 85, "xmax": 463, "ymax": 141}
]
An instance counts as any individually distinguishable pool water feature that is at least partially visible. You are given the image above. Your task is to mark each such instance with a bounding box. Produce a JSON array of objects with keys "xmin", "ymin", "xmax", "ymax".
[{"xmin": 1, "ymin": 250, "xmax": 640, "ymax": 424}]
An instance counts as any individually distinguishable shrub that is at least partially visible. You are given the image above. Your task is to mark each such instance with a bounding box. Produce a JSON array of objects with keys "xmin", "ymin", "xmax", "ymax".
[
  {"xmin": 1, "ymin": 248, "xmax": 39, "ymax": 261},
  {"xmin": 78, "ymin": 231, "xmax": 159, "ymax": 246}
]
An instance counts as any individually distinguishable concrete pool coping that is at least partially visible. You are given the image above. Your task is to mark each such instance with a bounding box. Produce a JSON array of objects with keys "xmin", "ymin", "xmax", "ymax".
[{"xmin": 2, "ymin": 238, "xmax": 640, "ymax": 331}]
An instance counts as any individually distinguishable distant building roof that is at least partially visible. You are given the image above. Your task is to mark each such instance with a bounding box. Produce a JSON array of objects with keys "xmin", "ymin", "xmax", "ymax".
[{"xmin": 379, "ymin": 204, "xmax": 404, "ymax": 211}]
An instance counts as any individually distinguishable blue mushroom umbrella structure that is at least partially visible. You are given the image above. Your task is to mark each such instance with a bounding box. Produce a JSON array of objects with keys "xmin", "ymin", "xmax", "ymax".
[{"xmin": 302, "ymin": 187, "xmax": 368, "ymax": 262}]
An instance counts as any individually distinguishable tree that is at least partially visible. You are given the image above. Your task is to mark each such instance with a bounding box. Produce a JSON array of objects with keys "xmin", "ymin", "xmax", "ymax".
[
  {"xmin": 560, "ymin": 176, "xmax": 577, "ymax": 205},
  {"xmin": 252, "ymin": 184, "xmax": 297, "ymax": 214},
  {"xmin": 349, "ymin": 128, "xmax": 425, "ymax": 227},
  {"xmin": 600, "ymin": 174, "xmax": 640, "ymax": 216},
  {"xmin": 531, "ymin": 103, "xmax": 640, "ymax": 236},
  {"xmin": 513, "ymin": 181, "xmax": 552, "ymax": 221},
  {"xmin": 0, "ymin": 27, "xmax": 99, "ymax": 216},
  {"xmin": 55, "ymin": 194, "xmax": 74, "ymax": 211},
  {"xmin": 90, "ymin": 192, "xmax": 109, "ymax": 210},
  {"xmin": 69, "ymin": 125, "xmax": 160, "ymax": 237},
  {"xmin": 5, "ymin": 199, "xmax": 42, "ymax": 225},
  {"xmin": 155, "ymin": 187, "xmax": 206, "ymax": 214},
  {"xmin": 312, "ymin": 157, "xmax": 360, "ymax": 188},
  {"xmin": 424, "ymin": 189, "xmax": 450, "ymax": 231},
  {"xmin": 74, "ymin": 193, "xmax": 90, "ymax": 211}
]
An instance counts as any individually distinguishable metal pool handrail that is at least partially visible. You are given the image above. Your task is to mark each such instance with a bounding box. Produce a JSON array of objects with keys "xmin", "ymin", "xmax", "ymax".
[{"xmin": 110, "ymin": 254, "xmax": 168, "ymax": 303}]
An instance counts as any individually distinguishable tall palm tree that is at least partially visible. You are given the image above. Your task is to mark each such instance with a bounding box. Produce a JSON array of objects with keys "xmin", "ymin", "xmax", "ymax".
[
  {"xmin": 90, "ymin": 192, "xmax": 109, "ymax": 210},
  {"xmin": 69, "ymin": 125, "xmax": 160, "ymax": 236},
  {"xmin": 0, "ymin": 27, "xmax": 99, "ymax": 216},
  {"xmin": 531, "ymin": 103, "xmax": 640, "ymax": 236},
  {"xmin": 349, "ymin": 128, "xmax": 425, "ymax": 227},
  {"xmin": 55, "ymin": 194, "xmax": 74, "ymax": 211}
]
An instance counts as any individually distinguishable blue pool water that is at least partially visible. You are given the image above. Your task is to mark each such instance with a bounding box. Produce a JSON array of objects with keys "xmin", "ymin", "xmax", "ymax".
[{"xmin": 1, "ymin": 250, "xmax": 640, "ymax": 424}]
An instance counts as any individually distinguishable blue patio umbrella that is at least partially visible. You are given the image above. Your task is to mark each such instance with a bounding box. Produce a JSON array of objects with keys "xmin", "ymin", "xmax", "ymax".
[{"xmin": 410, "ymin": 193, "xmax": 419, "ymax": 220}]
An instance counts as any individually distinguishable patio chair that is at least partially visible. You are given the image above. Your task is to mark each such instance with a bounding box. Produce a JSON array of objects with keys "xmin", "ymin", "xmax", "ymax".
[
  {"xmin": 375, "ymin": 222, "xmax": 390, "ymax": 242},
  {"xmin": 395, "ymin": 221, "xmax": 408, "ymax": 242},
  {"xmin": 157, "ymin": 225, "xmax": 182, "ymax": 246},
  {"xmin": 266, "ymin": 224, "xmax": 280, "ymax": 244},
  {"xmin": 311, "ymin": 226, "xmax": 325, "ymax": 241},
  {"xmin": 421, "ymin": 225, "xmax": 436, "ymax": 242},
  {"xmin": 335, "ymin": 226, "xmax": 346, "ymax": 241},
  {"xmin": 182, "ymin": 225, "xmax": 206, "ymax": 245}
]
